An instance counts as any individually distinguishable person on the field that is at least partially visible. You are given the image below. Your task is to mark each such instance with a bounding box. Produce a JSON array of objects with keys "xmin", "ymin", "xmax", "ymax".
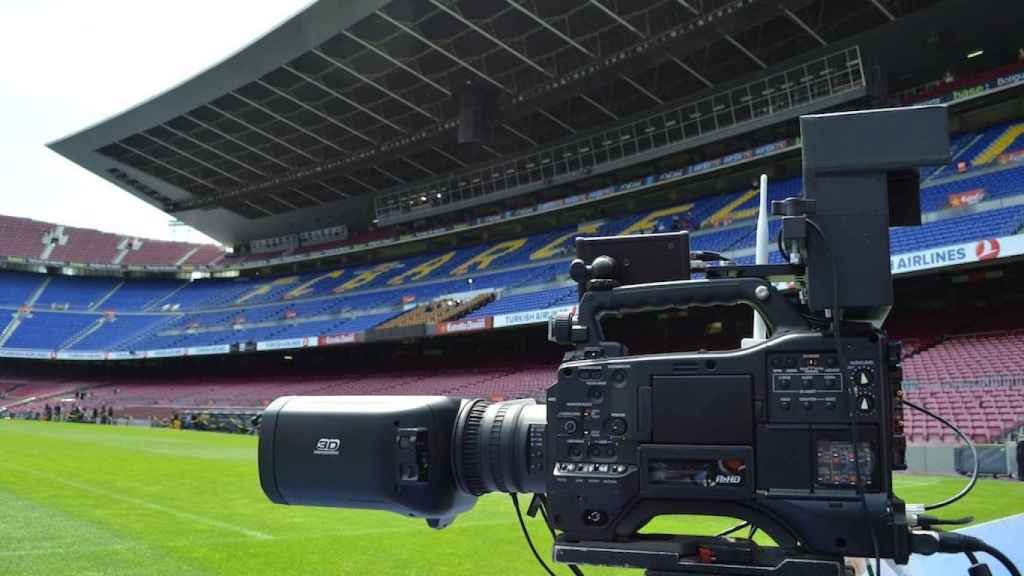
[{"xmin": 1017, "ymin": 437, "xmax": 1023, "ymax": 481}]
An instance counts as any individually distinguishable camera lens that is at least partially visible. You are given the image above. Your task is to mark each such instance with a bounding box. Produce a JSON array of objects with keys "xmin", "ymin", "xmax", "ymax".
[{"xmin": 453, "ymin": 399, "xmax": 547, "ymax": 496}]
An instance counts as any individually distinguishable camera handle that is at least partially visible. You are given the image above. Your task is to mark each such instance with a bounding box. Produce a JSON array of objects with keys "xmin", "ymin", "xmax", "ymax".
[{"xmin": 555, "ymin": 278, "xmax": 810, "ymax": 348}]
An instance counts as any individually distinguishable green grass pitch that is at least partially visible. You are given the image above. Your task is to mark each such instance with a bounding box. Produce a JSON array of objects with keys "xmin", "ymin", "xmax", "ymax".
[{"xmin": 1, "ymin": 420, "xmax": 1022, "ymax": 576}]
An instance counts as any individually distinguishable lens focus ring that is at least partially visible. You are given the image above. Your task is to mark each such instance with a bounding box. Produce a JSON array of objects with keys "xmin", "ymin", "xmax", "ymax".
[{"xmin": 458, "ymin": 400, "xmax": 490, "ymax": 496}]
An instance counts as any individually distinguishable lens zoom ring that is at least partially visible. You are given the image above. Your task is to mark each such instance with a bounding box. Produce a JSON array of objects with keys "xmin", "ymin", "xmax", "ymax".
[
  {"xmin": 460, "ymin": 400, "xmax": 490, "ymax": 496},
  {"xmin": 488, "ymin": 404, "xmax": 511, "ymax": 493}
]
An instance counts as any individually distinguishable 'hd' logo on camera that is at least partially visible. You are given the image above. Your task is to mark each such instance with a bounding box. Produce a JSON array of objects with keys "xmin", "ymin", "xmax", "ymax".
[{"xmin": 313, "ymin": 438, "xmax": 341, "ymax": 456}]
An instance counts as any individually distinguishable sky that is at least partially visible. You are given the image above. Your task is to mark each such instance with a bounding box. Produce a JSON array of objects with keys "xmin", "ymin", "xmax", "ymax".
[{"xmin": 0, "ymin": 0, "xmax": 312, "ymax": 245}]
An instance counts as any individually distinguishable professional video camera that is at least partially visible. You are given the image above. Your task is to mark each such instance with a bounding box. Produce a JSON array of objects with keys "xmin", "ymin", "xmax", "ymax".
[{"xmin": 258, "ymin": 107, "xmax": 1020, "ymax": 576}]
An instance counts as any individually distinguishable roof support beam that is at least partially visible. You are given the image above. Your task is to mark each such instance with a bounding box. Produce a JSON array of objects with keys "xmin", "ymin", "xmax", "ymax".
[
  {"xmin": 139, "ymin": 133, "xmax": 243, "ymax": 184},
  {"xmin": 501, "ymin": 122, "xmax": 538, "ymax": 146},
  {"xmin": 291, "ymin": 188, "xmax": 328, "ymax": 205},
  {"xmin": 675, "ymin": 0, "xmax": 700, "ymax": 15},
  {"xmin": 667, "ymin": 55, "xmax": 713, "ymax": 87},
  {"xmin": 376, "ymin": 11, "xmax": 507, "ymax": 92},
  {"xmin": 783, "ymin": 8, "xmax": 826, "ymax": 46},
  {"xmin": 344, "ymin": 173, "xmax": 380, "ymax": 193},
  {"xmin": 431, "ymin": 146, "xmax": 468, "ymax": 167},
  {"xmin": 243, "ymin": 201, "xmax": 275, "ymax": 217},
  {"xmin": 267, "ymin": 194, "xmax": 298, "ymax": 210},
  {"xmin": 538, "ymin": 108, "xmax": 576, "ymax": 134},
  {"xmin": 229, "ymin": 93, "xmax": 347, "ymax": 155},
  {"xmin": 373, "ymin": 165, "xmax": 407, "ymax": 185},
  {"xmin": 588, "ymin": 1, "xmax": 644, "ymax": 38},
  {"xmin": 342, "ymin": 30, "xmax": 452, "ymax": 96},
  {"xmin": 620, "ymin": 74, "xmax": 663, "ymax": 104},
  {"xmin": 204, "ymin": 103, "xmax": 318, "ymax": 162},
  {"xmin": 868, "ymin": 0, "xmax": 896, "ymax": 21},
  {"xmin": 184, "ymin": 113, "xmax": 294, "ymax": 170},
  {"xmin": 580, "ymin": 94, "xmax": 618, "ymax": 120},
  {"xmin": 722, "ymin": 34, "xmax": 766, "ymax": 69},
  {"xmin": 116, "ymin": 142, "xmax": 218, "ymax": 189},
  {"xmin": 400, "ymin": 156, "xmax": 438, "ymax": 176},
  {"xmin": 279, "ymin": 64, "xmax": 406, "ymax": 135},
  {"xmin": 503, "ymin": 1, "xmax": 593, "ymax": 58},
  {"xmin": 309, "ymin": 50, "xmax": 438, "ymax": 122},
  {"xmin": 427, "ymin": 0, "xmax": 552, "ymax": 77},
  {"xmin": 159, "ymin": 123, "xmax": 267, "ymax": 178},
  {"xmin": 258, "ymin": 78, "xmax": 381, "ymax": 145}
]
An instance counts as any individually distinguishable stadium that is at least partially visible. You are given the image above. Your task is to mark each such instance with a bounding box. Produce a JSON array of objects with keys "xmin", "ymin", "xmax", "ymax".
[{"xmin": 2, "ymin": 0, "xmax": 1024, "ymax": 574}]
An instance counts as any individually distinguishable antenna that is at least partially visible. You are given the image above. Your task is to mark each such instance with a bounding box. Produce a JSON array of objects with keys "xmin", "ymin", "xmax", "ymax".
[{"xmin": 752, "ymin": 174, "xmax": 770, "ymax": 340}]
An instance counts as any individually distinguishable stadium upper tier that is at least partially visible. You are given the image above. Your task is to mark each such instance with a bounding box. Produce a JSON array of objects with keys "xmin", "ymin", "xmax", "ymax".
[
  {"xmin": 2, "ymin": 160, "xmax": 1024, "ymax": 357},
  {"xmin": 0, "ymin": 215, "xmax": 224, "ymax": 268}
]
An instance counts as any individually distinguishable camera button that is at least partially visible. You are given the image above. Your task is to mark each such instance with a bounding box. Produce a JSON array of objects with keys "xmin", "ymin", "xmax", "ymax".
[{"xmin": 607, "ymin": 418, "xmax": 628, "ymax": 436}]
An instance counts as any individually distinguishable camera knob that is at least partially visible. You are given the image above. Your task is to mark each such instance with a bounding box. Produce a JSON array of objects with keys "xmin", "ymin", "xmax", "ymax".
[{"xmin": 548, "ymin": 312, "xmax": 574, "ymax": 345}]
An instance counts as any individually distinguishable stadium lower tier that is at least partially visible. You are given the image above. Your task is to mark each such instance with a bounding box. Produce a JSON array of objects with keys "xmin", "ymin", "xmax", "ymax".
[
  {"xmin": 4, "ymin": 369, "xmax": 1022, "ymax": 446},
  {"xmin": 3, "ymin": 363, "xmax": 552, "ymax": 417}
]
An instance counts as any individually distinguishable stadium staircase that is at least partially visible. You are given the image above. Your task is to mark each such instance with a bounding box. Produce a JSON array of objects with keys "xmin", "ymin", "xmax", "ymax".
[
  {"xmin": 143, "ymin": 281, "xmax": 189, "ymax": 311},
  {"xmin": 89, "ymin": 281, "xmax": 124, "ymax": 311},
  {"xmin": 378, "ymin": 293, "xmax": 496, "ymax": 329},
  {"xmin": 0, "ymin": 312, "xmax": 26, "ymax": 347},
  {"xmin": 39, "ymin": 225, "xmax": 68, "ymax": 260},
  {"xmin": 110, "ymin": 314, "xmax": 184, "ymax": 351},
  {"xmin": 176, "ymin": 246, "xmax": 201, "ymax": 266},
  {"xmin": 25, "ymin": 277, "xmax": 51, "ymax": 307},
  {"xmin": 973, "ymin": 123, "xmax": 1024, "ymax": 166},
  {"xmin": 60, "ymin": 317, "xmax": 108, "ymax": 350}
]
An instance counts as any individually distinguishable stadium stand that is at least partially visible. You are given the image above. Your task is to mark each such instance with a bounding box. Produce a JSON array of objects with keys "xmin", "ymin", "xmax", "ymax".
[
  {"xmin": 904, "ymin": 386, "xmax": 1024, "ymax": 444},
  {"xmin": 0, "ymin": 271, "xmax": 46, "ymax": 307},
  {"xmin": 2, "ymin": 360, "xmax": 555, "ymax": 418},
  {"xmin": 2, "ymin": 156, "xmax": 1024, "ymax": 353},
  {"xmin": 0, "ymin": 214, "xmax": 223, "ymax": 266},
  {"xmin": 0, "ymin": 215, "xmax": 53, "ymax": 259},
  {"xmin": 33, "ymin": 275, "xmax": 121, "ymax": 310}
]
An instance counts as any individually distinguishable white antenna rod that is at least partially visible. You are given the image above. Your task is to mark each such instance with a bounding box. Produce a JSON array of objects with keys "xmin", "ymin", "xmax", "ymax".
[{"xmin": 752, "ymin": 174, "xmax": 770, "ymax": 340}]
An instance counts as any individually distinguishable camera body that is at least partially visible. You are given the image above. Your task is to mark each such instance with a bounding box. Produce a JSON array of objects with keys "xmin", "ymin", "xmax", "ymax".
[{"xmin": 545, "ymin": 278, "xmax": 907, "ymax": 561}]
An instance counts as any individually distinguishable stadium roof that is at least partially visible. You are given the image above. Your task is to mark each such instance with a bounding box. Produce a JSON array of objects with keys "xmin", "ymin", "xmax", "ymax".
[{"xmin": 50, "ymin": 0, "xmax": 937, "ymax": 245}]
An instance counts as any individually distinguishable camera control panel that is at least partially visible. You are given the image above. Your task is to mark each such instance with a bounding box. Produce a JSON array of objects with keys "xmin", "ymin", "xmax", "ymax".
[{"xmin": 767, "ymin": 352, "xmax": 881, "ymax": 424}]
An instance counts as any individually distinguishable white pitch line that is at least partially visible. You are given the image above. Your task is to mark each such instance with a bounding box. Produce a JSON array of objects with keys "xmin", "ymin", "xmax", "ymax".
[
  {"xmin": 0, "ymin": 544, "xmax": 135, "ymax": 557},
  {"xmin": 3, "ymin": 465, "xmax": 273, "ymax": 540},
  {"xmin": 0, "ymin": 518, "xmax": 515, "ymax": 558}
]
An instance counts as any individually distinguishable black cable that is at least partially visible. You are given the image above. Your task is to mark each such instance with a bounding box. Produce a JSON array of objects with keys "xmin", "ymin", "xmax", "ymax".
[
  {"xmin": 900, "ymin": 398, "xmax": 978, "ymax": 511},
  {"xmin": 535, "ymin": 497, "xmax": 585, "ymax": 576},
  {"xmin": 976, "ymin": 542, "xmax": 1022, "ymax": 576},
  {"xmin": 776, "ymin": 227, "xmax": 791, "ymax": 263},
  {"xmin": 692, "ymin": 250, "xmax": 732, "ymax": 262},
  {"xmin": 966, "ymin": 551, "xmax": 980, "ymax": 564},
  {"xmin": 805, "ymin": 218, "xmax": 880, "ymax": 576},
  {"xmin": 511, "ymin": 494, "xmax": 558, "ymax": 576}
]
